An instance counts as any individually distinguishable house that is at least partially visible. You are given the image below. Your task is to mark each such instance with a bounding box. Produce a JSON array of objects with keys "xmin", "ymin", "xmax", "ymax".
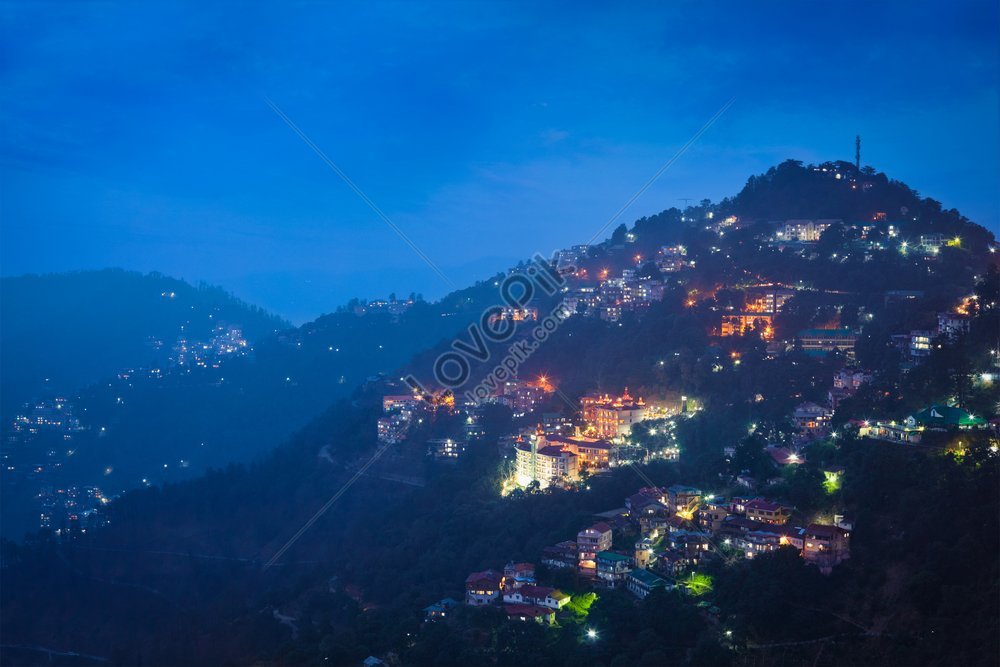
[
  {"xmin": 465, "ymin": 570, "xmax": 504, "ymax": 606},
  {"xmin": 627, "ymin": 568, "xmax": 671, "ymax": 599},
  {"xmin": 503, "ymin": 585, "xmax": 569, "ymax": 610},
  {"xmin": 627, "ymin": 493, "xmax": 668, "ymax": 524},
  {"xmin": 577, "ymin": 523, "xmax": 613, "ymax": 574},
  {"xmin": 423, "ymin": 598, "xmax": 460, "ymax": 621},
  {"xmin": 792, "ymin": 402, "xmax": 832, "ymax": 437},
  {"xmin": 504, "ymin": 604, "xmax": 555, "ymax": 625},
  {"xmin": 541, "ymin": 541, "xmax": 578, "ymax": 569},
  {"xmin": 666, "ymin": 485, "xmax": 702, "ymax": 519},
  {"xmin": 802, "ymin": 524, "xmax": 851, "ymax": 573},
  {"xmin": 744, "ymin": 499, "xmax": 792, "ymax": 524},
  {"xmin": 503, "ymin": 562, "xmax": 536, "ymax": 587},
  {"xmin": 596, "ymin": 551, "xmax": 633, "ymax": 588},
  {"xmin": 696, "ymin": 503, "xmax": 730, "ymax": 533},
  {"xmin": 869, "ymin": 404, "xmax": 987, "ymax": 444},
  {"xmin": 665, "ymin": 531, "xmax": 712, "ymax": 563},
  {"xmin": 766, "ymin": 446, "xmax": 804, "ymax": 466}
]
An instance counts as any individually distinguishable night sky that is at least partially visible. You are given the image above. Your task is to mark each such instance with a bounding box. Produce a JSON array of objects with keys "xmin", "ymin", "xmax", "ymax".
[{"xmin": 2, "ymin": 1, "xmax": 997, "ymax": 323}]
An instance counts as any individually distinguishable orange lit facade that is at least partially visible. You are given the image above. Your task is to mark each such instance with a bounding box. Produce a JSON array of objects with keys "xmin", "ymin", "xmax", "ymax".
[{"xmin": 581, "ymin": 388, "xmax": 648, "ymax": 439}]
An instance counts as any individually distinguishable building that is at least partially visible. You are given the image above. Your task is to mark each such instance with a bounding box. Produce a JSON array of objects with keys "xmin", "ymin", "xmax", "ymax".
[
  {"xmin": 627, "ymin": 568, "xmax": 671, "ymax": 599},
  {"xmin": 423, "ymin": 598, "xmax": 460, "ymax": 621},
  {"xmin": 666, "ymin": 485, "xmax": 702, "ymax": 519},
  {"xmin": 868, "ymin": 404, "xmax": 987, "ymax": 445},
  {"xmin": 585, "ymin": 388, "xmax": 649, "ymax": 439},
  {"xmin": 577, "ymin": 523, "xmax": 614, "ymax": 574},
  {"xmin": 797, "ymin": 328, "xmax": 857, "ymax": 356},
  {"xmin": 427, "ymin": 438, "xmax": 466, "ymax": 461},
  {"xmin": 542, "ymin": 432, "xmax": 614, "ymax": 471},
  {"xmin": 775, "ymin": 219, "xmax": 838, "ymax": 243},
  {"xmin": 465, "ymin": 570, "xmax": 504, "ymax": 606},
  {"xmin": 792, "ymin": 402, "xmax": 833, "ymax": 437},
  {"xmin": 802, "ymin": 524, "xmax": 851, "ymax": 573},
  {"xmin": 514, "ymin": 437, "xmax": 579, "ymax": 489},
  {"xmin": 937, "ymin": 312, "xmax": 970, "ymax": 339},
  {"xmin": 541, "ymin": 541, "xmax": 578, "ymax": 569},
  {"xmin": 503, "ymin": 562, "xmax": 536, "ymax": 587},
  {"xmin": 504, "ymin": 604, "xmax": 555, "ymax": 625},
  {"xmin": 503, "ymin": 585, "xmax": 569, "ymax": 610},
  {"xmin": 744, "ymin": 499, "xmax": 792, "ymax": 525},
  {"xmin": 908, "ymin": 330, "xmax": 936, "ymax": 358},
  {"xmin": 596, "ymin": 551, "xmax": 633, "ymax": 588}
]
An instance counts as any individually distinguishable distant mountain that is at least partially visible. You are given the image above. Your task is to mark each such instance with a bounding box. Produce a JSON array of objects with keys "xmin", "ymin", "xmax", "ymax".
[{"xmin": 0, "ymin": 269, "xmax": 288, "ymax": 417}]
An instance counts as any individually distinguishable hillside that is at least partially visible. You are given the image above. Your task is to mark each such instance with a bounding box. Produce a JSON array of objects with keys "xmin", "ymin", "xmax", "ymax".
[
  {"xmin": 0, "ymin": 269, "xmax": 288, "ymax": 417},
  {"xmin": 1, "ymin": 160, "xmax": 997, "ymax": 666}
]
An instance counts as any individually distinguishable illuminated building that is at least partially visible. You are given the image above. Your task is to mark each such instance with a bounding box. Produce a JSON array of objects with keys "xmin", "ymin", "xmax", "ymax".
[
  {"xmin": 426, "ymin": 438, "xmax": 466, "ymax": 461},
  {"xmin": 744, "ymin": 499, "xmax": 792, "ymax": 524},
  {"xmin": 627, "ymin": 568, "xmax": 670, "ymax": 599},
  {"xmin": 868, "ymin": 404, "xmax": 987, "ymax": 445},
  {"xmin": 666, "ymin": 485, "xmax": 702, "ymax": 519},
  {"xmin": 802, "ymin": 524, "xmax": 850, "ymax": 574},
  {"xmin": 465, "ymin": 570, "xmax": 504, "ymax": 605},
  {"xmin": 543, "ymin": 432, "xmax": 613, "ymax": 471},
  {"xmin": 596, "ymin": 551, "xmax": 632, "ymax": 588},
  {"xmin": 792, "ymin": 402, "xmax": 832, "ymax": 436},
  {"xmin": 774, "ymin": 219, "xmax": 838, "ymax": 243},
  {"xmin": 797, "ymin": 328, "xmax": 857, "ymax": 355},
  {"xmin": 719, "ymin": 287, "xmax": 793, "ymax": 339},
  {"xmin": 514, "ymin": 435, "xmax": 579, "ymax": 489},
  {"xmin": 577, "ymin": 523, "xmax": 613, "ymax": 575},
  {"xmin": 908, "ymin": 330, "xmax": 934, "ymax": 358},
  {"xmin": 583, "ymin": 388, "xmax": 648, "ymax": 439}
]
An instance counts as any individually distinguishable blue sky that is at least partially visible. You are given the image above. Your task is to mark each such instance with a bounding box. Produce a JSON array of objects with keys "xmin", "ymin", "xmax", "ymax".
[{"xmin": 2, "ymin": 1, "xmax": 997, "ymax": 323}]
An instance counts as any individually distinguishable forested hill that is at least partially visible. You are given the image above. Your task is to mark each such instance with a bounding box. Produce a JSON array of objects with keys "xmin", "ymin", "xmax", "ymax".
[
  {"xmin": 0, "ymin": 269, "xmax": 287, "ymax": 416},
  {"xmin": 0, "ymin": 159, "xmax": 996, "ymax": 665}
]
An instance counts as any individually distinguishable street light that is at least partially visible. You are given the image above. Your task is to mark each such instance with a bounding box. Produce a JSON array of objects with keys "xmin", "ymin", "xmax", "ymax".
[{"xmin": 586, "ymin": 628, "xmax": 598, "ymax": 640}]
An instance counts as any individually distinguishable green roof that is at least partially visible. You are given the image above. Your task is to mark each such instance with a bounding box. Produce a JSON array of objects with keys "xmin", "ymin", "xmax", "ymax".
[
  {"xmin": 911, "ymin": 404, "xmax": 986, "ymax": 428},
  {"xmin": 629, "ymin": 568, "xmax": 667, "ymax": 587},
  {"xmin": 596, "ymin": 551, "xmax": 631, "ymax": 562}
]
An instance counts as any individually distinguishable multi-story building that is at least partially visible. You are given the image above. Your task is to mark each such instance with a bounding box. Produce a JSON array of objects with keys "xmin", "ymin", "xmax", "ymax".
[
  {"xmin": 577, "ymin": 522, "xmax": 613, "ymax": 575},
  {"xmin": 937, "ymin": 312, "xmax": 970, "ymax": 339},
  {"xmin": 541, "ymin": 541, "xmax": 578, "ymax": 569},
  {"xmin": 774, "ymin": 219, "xmax": 838, "ymax": 243},
  {"xmin": 744, "ymin": 499, "xmax": 792, "ymax": 524},
  {"xmin": 797, "ymin": 328, "xmax": 857, "ymax": 356},
  {"xmin": 792, "ymin": 402, "xmax": 833, "ymax": 437},
  {"xmin": 596, "ymin": 551, "xmax": 633, "ymax": 588},
  {"xmin": 465, "ymin": 570, "xmax": 504, "ymax": 606},
  {"xmin": 666, "ymin": 485, "xmax": 702, "ymax": 519},
  {"xmin": 426, "ymin": 438, "xmax": 466, "ymax": 461},
  {"xmin": 802, "ymin": 524, "xmax": 851, "ymax": 573},
  {"xmin": 514, "ymin": 439, "xmax": 579, "ymax": 489},
  {"xmin": 627, "ymin": 568, "xmax": 670, "ymax": 599},
  {"xmin": 542, "ymin": 433, "xmax": 614, "ymax": 471},
  {"xmin": 909, "ymin": 330, "xmax": 934, "ymax": 358},
  {"xmin": 584, "ymin": 388, "xmax": 648, "ymax": 439}
]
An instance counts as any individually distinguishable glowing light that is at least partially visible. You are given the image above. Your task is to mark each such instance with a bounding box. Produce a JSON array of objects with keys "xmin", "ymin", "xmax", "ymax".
[{"xmin": 586, "ymin": 629, "xmax": 598, "ymax": 640}]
